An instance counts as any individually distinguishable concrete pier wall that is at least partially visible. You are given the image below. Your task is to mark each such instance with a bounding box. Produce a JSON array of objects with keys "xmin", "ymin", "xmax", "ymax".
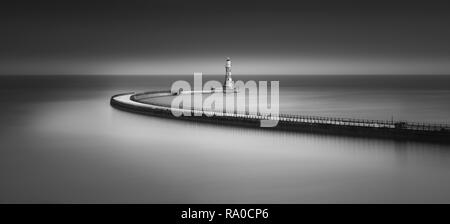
[{"xmin": 111, "ymin": 91, "xmax": 450, "ymax": 144}]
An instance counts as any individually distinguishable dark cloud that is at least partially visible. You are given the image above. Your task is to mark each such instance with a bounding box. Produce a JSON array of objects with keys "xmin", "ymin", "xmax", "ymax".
[{"xmin": 1, "ymin": 0, "xmax": 450, "ymax": 74}]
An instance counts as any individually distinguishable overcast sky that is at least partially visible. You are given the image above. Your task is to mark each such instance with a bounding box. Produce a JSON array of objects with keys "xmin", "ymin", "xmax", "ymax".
[{"xmin": 1, "ymin": 0, "xmax": 450, "ymax": 75}]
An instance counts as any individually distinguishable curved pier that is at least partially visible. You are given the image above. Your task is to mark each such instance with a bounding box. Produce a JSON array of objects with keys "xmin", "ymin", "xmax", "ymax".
[{"xmin": 111, "ymin": 91, "xmax": 450, "ymax": 144}]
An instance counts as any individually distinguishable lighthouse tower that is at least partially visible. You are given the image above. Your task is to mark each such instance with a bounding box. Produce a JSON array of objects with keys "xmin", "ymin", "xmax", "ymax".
[{"xmin": 224, "ymin": 57, "xmax": 234, "ymax": 90}]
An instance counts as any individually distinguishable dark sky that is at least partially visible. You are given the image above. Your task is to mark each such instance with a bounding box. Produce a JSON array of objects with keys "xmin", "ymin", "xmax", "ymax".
[{"xmin": 2, "ymin": 0, "xmax": 450, "ymax": 75}]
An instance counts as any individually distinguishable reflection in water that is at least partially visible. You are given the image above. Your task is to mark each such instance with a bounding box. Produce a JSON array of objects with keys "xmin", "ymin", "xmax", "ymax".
[{"xmin": 0, "ymin": 75, "xmax": 450, "ymax": 203}]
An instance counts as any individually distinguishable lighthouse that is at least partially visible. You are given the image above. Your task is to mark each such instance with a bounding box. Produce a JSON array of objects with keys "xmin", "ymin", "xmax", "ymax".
[{"xmin": 224, "ymin": 57, "xmax": 234, "ymax": 90}]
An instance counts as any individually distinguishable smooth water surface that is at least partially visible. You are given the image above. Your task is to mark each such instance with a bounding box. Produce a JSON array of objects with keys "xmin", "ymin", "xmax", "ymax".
[{"xmin": 1, "ymin": 75, "xmax": 450, "ymax": 203}]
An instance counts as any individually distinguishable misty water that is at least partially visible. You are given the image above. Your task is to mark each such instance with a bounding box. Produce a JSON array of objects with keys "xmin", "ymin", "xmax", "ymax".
[{"xmin": 1, "ymin": 75, "xmax": 450, "ymax": 203}]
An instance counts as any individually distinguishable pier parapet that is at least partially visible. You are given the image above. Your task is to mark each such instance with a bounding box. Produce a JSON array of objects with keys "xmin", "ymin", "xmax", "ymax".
[{"xmin": 111, "ymin": 90, "xmax": 450, "ymax": 144}]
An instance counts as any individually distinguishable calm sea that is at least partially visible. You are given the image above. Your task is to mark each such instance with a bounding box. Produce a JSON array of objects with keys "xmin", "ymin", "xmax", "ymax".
[{"xmin": 1, "ymin": 75, "xmax": 450, "ymax": 203}]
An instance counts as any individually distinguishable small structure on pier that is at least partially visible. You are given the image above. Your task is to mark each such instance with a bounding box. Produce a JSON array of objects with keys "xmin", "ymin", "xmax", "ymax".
[{"xmin": 223, "ymin": 57, "xmax": 234, "ymax": 90}]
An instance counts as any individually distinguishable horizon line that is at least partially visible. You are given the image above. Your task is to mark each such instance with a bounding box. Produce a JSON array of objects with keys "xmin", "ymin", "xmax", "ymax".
[{"xmin": 1, "ymin": 73, "xmax": 450, "ymax": 76}]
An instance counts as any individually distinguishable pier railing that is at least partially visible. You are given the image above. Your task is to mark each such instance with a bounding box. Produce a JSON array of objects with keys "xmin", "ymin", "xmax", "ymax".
[
  {"xmin": 143, "ymin": 101, "xmax": 450, "ymax": 132},
  {"xmin": 131, "ymin": 91, "xmax": 450, "ymax": 132}
]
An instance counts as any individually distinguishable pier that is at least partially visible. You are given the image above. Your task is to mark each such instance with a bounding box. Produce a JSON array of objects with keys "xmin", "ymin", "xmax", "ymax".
[
  {"xmin": 110, "ymin": 57, "xmax": 450, "ymax": 143},
  {"xmin": 111, "ymin": 90, "xmax": 450, "ymax": 144}
]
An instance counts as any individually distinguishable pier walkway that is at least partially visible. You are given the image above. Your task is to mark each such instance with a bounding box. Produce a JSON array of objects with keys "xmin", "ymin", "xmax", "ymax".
[{"xmin": 113, "ymin": 91, "xmax": 450, "ymax": 133}]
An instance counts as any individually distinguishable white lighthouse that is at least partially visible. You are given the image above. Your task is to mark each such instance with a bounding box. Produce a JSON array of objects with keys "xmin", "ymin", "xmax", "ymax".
[{"xmin": 224, "ymin": 57, "xmax": 234, "ymax": 90}]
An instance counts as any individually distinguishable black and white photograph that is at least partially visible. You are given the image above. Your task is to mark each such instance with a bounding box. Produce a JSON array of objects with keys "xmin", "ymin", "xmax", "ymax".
[{"xmin": 1, "ymin": 0, "xmax": 450, "ymax": 212}]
